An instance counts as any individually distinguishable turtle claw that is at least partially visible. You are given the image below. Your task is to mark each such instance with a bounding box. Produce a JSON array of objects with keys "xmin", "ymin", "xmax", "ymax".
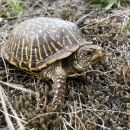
[
  {"xmin": 47, "ymin": 97, "xmax": 64, "ymax": 112},
  {"xmin": 52, "ymin": 99, "xmax": 63, "ymax": 111}
]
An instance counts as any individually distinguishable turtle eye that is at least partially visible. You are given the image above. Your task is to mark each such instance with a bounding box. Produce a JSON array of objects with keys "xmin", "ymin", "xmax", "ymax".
[{"xmin": 86, "ymin": 50, "xmax": 92, "ymax": 56}]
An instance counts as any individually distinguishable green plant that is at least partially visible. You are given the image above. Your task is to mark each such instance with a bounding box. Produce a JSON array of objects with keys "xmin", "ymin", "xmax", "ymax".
[
  {"xmin": 89, "ymin": 0, "xmax": 122, "ymax": 11},
  {"xmin": 123, "ymin": 22, "xmax": 130, "ymax": 37},
  {"xmin": 104, "ymin": 0, "xmax": 121, "ymax": 10},
  {"xmin": 6, "ymin": 0, "xmax": 23, "ymax": 17}
]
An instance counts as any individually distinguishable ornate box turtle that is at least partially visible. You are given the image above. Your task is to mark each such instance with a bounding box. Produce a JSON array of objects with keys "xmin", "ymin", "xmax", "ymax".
[{"xmin": 1, "ymin": 17, "xmax": 104, "ymax": 110}]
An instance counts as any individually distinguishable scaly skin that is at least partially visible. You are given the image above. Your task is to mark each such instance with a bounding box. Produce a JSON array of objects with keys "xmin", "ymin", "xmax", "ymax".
[
  {"xmin": 0, "ymin": 44, "xmax": 104, "ymax": 111},
  {"xmin": 39, "ymin": 44, "xmax": 104, "ymax": 111}
]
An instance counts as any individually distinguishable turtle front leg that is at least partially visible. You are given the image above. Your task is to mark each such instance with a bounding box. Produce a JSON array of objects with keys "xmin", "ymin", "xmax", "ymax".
[{"xmin": 51, "ymin": 66, "xmax": 66, "ymax": 111}]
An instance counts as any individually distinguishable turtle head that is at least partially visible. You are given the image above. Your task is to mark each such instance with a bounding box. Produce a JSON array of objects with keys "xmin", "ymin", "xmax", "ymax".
[{"xmin": 73, "ymin": 44, "xmax": 104, "ymax": 72}]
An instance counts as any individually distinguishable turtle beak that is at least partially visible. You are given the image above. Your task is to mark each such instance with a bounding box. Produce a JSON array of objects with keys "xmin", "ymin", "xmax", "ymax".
[{"xmin": 90, "ymin": 47, "xmax": 104, "ymax": 64}]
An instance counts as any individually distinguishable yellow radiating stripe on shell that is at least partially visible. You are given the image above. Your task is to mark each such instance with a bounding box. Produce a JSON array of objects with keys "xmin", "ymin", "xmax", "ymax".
[
  {"xmin": 36, "ymin": 35, "xmax": 43, "ymax": 60},
  {"xmin": 51, "ymin": 27, "xmax": 60, "ymax": 36},
  {"xmin": 29, "ymin": 37, "xmax": 33, "ymax": 69},
  {"xmin": 25, "ymin": 46, "xmax": 28, "ymax": 60},
  {"xmin": 62, "ymin": 37, "xmax": 66, "ymax": 46},
  {"xmin": 10, "ymin": 57, "xmax": 18, "ymax": 67},
  {"xmin": 25, "ymin": 35, "xmax": 28, "ymax": 60},
  {"xmin": 69, "ymin": 31, "xmax": 79, "ymax": 43},
  {"xmin": 21, "ymin": 39, "xmax": 24, "ymax": 61},
  {"xmin": 48, "ymin": 34, "xmax": 55, "ymax": 41},
  {"xmin": 66, "ymin": 35, "xmax": 73, "ymax": 45},
  {"xmin": 22, "ymin": 31, "xmax": 26, "ymax": 59},
  {"xmin": 35, "ymin": 48, "xmax": 38, "ymax": 61},
  {"xmin": 50, "ymin": 42, "xmax": 58, "ymax": 51},
  {"xmin": 43, "ymin": 34, "xmax": 52, "ymax": 54},
  {"xmin": 62, "ymin": 29, "xmax": 68, "ymax": 46},
  {"xmin": 10, "ymin": 31, "xmax": 17, "ymax": 52},
  {"xmin": 43, "ymin": 45, "xmax": 48, "ymax": 57},
  {"xmin": 57, "ymin": 42, "xmax": 63, "ymax": 47},
  {"xmin": 10, "ymin": 33, "xmax": 18, "ymax": 65},
  {"xmin": 15, "ymin": 36, "xmax": 21, "ymax": 58},
  {"xmin": 48, "ymin": 33, "xmax": 63, "ymax": 48}
]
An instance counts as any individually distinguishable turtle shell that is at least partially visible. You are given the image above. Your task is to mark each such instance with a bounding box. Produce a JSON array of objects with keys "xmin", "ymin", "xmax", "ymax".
[{"xmin": 2, "ymin": 17, "xmax": 86, "ymax": 72}]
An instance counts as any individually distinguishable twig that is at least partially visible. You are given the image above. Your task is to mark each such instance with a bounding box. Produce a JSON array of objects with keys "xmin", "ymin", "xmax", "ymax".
[
  {"xmin": 0, "ymin": 85, "xmax": 15, "ymax": 130},
  {"xmin": 0, "ymin": 110, "xmax": 26, "ymax": 124},
  {"xmin": 75, "ymin": 11, "xmax": 95, "ymax": 26},
  {"xmin": 0, "ymin": 80, "xmax": 36, "ymax": 95}
]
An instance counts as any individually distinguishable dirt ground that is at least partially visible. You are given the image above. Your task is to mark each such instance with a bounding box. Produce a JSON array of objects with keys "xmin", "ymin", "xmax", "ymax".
[{"xmin": 0, "ymin": 0, "xmax": 130, "ymax": 130}]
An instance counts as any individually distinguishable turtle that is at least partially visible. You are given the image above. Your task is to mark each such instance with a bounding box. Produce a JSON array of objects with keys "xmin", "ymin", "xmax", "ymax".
[{"xmin": 1, "ymin": 17, "xmax": 104, "ymax": 110}]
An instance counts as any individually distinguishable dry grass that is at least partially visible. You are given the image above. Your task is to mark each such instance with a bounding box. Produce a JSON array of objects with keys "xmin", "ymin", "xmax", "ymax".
[{"xmin": 0, "ymin": 0, "xmax": 130, "ymax": 130}]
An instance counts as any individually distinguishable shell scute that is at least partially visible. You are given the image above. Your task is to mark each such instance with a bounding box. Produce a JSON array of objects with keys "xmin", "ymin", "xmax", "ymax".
[{"xmin": 3, "ymin": 17, "xmax": 84, "ymax": 72}]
